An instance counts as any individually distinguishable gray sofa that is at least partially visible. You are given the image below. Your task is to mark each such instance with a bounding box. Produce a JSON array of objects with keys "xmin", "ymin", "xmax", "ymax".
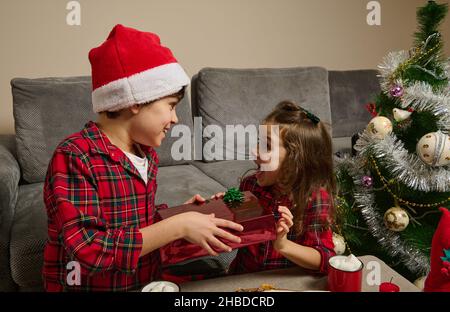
[{"xmin": 0, "ymin": 67, "xmax": 380, "ymax": 291}]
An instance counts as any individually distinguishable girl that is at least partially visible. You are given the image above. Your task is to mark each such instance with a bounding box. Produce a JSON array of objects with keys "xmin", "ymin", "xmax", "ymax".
[{"xmin": 229, "ymin": 100, "xmax": 336, "ymax": 274}]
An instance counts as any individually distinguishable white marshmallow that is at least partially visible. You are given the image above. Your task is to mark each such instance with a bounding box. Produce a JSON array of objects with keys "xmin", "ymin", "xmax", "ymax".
[
  {"xmin": 329, "ymin": 254, "xmax": 362, "ymax": 272},
  {"xmin": 162, "ymin": 285, "xmax": 176, "ymax": 292},
  {"xmin": 142, "ymin": 281, "xmax": 180, "ymax": 292}
]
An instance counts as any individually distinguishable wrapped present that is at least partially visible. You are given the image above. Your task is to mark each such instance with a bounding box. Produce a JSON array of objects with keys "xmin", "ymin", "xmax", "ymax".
[{"xmin": 156, "ymin": 190, "xmax": 276, "ymax": 266}]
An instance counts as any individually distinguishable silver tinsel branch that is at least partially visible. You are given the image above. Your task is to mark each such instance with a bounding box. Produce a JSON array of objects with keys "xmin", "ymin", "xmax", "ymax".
[
  {"xmin": 444, "ymin": 57, "xmax": 450, "ymax": 80},
  {"xmin": 352, "ymin": 164, "xmax": 431, "ymax": 276},
  {"xmin": 377, "ymin": 50, "xmax": 410, "ymax": 90},
  {"xmin": 402, "ymin": 81, "xmax": 450, "ymax": 133},
  {"xmin": 355, "ymin": 131, "xmax": 450, "ymax": 193},
  {"xmin": 335, "ymin": 156, "xmax": 431, "ymax": 275}
]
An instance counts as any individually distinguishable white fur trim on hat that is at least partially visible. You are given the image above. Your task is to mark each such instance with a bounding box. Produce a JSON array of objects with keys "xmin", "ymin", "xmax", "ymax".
[{"xmin": 92, "ymin": 62, "xmax": 190, "ymax": 113}]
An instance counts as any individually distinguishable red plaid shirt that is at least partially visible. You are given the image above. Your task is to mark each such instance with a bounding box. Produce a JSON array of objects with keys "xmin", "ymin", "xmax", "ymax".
[
  {"xmin": 230, "ymin": 174, "xmax": 335, "ymax": 275},
  {"xmin": 43, "ymin": 121, "xmax": 168, "ymax": 291}
]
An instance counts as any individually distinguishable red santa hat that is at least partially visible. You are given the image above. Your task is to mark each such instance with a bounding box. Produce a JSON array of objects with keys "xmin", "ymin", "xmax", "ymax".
[
  {"xmin": 424, "ymin": 207, "xmax": 450, "ymax": 292},
  {"xmin": 89, "ymin": 24, "xmax": 190, "ymax": 113}
]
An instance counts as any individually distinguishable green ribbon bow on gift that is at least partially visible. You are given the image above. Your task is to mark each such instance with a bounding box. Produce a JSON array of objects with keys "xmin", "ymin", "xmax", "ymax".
[{"xmin": 223, "ymin": 187, "xmax": 244, "ymax": 204}]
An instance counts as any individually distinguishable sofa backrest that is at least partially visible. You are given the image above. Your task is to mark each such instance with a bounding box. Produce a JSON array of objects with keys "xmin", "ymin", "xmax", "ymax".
[
  {"xmin": 12, "ymin": 77, "xmax": 95, "ymax": 183},
  {"xmin": 328, "ymin": 69, "xmax": 381, "ymax": 138},
  {"xmin": 10, "ymin": 69, "xmax": 380, "ymax": 182},
  {"xmin": 11, "ymin": 76, "xmax": 193, "ymax": 184},
  {"xmin": 192, "ymin": 67, "xmax": 332, "ymax": 161}
]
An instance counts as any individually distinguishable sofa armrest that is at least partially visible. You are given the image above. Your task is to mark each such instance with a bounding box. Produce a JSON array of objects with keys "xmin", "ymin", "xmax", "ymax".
[
  {"xmin": 0, "ymin": 143, "xmax": 20, "ymax": 226},
  {"xmin": 0, "ymin": 143, "xmax": 20, "ymax": 291}
]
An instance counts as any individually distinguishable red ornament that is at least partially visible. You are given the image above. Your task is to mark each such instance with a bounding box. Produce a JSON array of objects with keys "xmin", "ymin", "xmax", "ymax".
[
  {"xmin": 379, "ymin": 282, "xmax": 400, "ymax": 292},
  {"xmin": 365, "ymin": 103, "xmax": 378, "ymax": 117}
]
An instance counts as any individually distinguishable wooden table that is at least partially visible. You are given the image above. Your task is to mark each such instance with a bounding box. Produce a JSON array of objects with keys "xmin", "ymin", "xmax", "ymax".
[{"xmin": 180, "ymin": 255, "xmax": 420, "ymax": 292}]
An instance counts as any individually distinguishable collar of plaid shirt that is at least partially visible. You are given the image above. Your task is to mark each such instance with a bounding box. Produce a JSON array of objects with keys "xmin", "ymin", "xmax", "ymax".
[
  {"xmin": 84, "ymin": 120, "xmax": 157, "ymax": 163},
  {"xmin": 79, "ymin": 121, "xmax": 161, "ymax": 185}
]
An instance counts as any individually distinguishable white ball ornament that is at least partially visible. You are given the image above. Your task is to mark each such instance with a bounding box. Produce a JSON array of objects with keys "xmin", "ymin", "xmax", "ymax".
[
  {"xmin": 367, "ymin": 116, "xmax": 393, "ymax": 140},
  {"xmin": 332, "ymin": 233, "xmax": 346, "ymax": 255},
  {"xmin": 384, "ymin": 207, "xmax": 410, "ymax": 232},
  {"xmin": 416, "ymin": 131, "xmax": 450, "ymax": 167},
  {"xmin": 393, "ymin": 108, "xmax": 412, "ymax": 122}
]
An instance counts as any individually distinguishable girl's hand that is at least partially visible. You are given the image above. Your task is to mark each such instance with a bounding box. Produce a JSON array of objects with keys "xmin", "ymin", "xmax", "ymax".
[
  {"xmin": 210, "ymin": 192, "xmax": 225, "ymax": 200},
  {"xmin": 184, "ymin": 194, "xmax": 206, "ymax": 204},
  {"xmin": 178, "ymin": 212, "xmax": 244, "ymax": 256},
  {"xmin": 273, "ymin": 206, "xmax": 294, "ymax": 251}
]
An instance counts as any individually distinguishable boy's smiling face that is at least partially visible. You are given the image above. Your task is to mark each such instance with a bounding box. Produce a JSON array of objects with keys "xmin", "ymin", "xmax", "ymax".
[{"xmin": 129, "ymin": 96, "xmax": 180, "ymax": 147}]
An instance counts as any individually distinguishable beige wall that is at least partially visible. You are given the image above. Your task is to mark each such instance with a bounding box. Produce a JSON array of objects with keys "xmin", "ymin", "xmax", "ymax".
[{"xmin": 1, "ymin": 0, "xmax": 449, "ymax": 134}]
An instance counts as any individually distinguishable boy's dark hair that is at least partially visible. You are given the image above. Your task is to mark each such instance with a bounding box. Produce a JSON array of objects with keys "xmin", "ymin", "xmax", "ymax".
[{"xmin": 104, "ymin": 86, "xmax": 186, "ymax": 119}]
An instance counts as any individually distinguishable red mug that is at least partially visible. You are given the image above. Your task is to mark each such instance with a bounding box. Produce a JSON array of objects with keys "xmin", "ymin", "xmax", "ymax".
[{"xmin": 328, "ymin": 256, "xmax": 364, "ymax": 292}]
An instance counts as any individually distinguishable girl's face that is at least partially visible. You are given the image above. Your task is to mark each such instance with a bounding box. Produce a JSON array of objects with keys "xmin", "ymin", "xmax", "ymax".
[
  {"xmin": 254, "ymin": 124, "xmax": 287, "ymax": 187},
  {"xmin": 129, "ymin": 96, "xmax": 179, "ymax": 147}
]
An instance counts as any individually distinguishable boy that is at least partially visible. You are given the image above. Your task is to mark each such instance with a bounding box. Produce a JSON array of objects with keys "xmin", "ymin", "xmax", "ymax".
[{"xmin": 42, "ymin": 24, "xmax": 243, "ymax": 291}]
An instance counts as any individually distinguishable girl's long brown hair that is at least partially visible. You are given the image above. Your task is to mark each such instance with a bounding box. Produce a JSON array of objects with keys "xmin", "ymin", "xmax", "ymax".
[{"xmin": 264, "ymin": 100, "xmax": 335, "ymax": 235}]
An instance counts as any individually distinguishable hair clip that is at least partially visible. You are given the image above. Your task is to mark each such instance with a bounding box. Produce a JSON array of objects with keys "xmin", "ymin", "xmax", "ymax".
[{"xmin": 303, "ymin": 109, "xmax": 320, "ymax": 124}]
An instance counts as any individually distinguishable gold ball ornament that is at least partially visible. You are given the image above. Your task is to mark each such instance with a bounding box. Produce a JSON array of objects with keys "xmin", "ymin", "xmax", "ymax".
[
  {"xmin": 383, "ymin": 207, "xmax": 409, "ymax": 232},
  {"xmin": 367, "ymin": 116, "xmax": 393, "ymax": 140},
  {"xmin": 416, "ymin": 131, "xmax": 450, "ymax": 167},
  {"xmin": 332, "ymin": 233, "xmax": 346, "ymax": 255}
]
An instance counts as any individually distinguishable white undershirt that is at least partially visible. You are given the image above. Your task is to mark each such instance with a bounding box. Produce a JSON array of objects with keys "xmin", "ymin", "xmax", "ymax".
[{"xmin": 123, "ymin": 146, "xmax": 148, "ymax": 184}]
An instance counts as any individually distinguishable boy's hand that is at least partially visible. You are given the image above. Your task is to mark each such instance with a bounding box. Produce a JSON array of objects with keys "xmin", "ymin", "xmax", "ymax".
[
  {"xmin": 184, "ymin": 194, "xmax": 206, "ymax": 204},
  {"xmin": 273, "ymin": 206, "xmax": 294, "ymax": 251},
  {"xmin": 210, "ymin": 192, "xmax": 225, "ymax": 200},
  {"xmin": 178, "ymin": 211, "xmax": 244, "ymax": 256}
]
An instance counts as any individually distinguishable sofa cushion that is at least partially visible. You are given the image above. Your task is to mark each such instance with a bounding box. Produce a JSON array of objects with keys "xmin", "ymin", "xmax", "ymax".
[
  {"xmin": 155, "ymin": 165, "xmax": 226, "ymax": 207},
  {"xmin": 10, "ymin": 183, "xmax": 47, "ymax": 291},
  {"xmin": 193, "ymin": 67, "xmax": 331, "ymax": 162},
  {"xmin": 11, "ymin": 77, "xmax": 96, "ymax": 184},
  {"xmin": 332, "ymin": 137, "xmax": 353, "ymax": 155},
  {"xmin": 328, "ymin": 70, "xmax": 381, "ymax": 138},
  {"xmin": 0, "ymin": 141, "xmax": 21, "ymax": 291},
  {"xmin": 192, "ymin": 160, "xmax": 257, "ymax": 189}
]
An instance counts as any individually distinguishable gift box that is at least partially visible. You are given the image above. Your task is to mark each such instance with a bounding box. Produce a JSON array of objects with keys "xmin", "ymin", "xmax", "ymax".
[{"xmin": 156, "ymin": 190, "xmax": 276, "ymax": 266}]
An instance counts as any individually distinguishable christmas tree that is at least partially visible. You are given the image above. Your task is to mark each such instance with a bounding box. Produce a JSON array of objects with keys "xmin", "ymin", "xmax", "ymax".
[{"xmin": 335, "ymin": 1, "xmax": 450, "ymax": 284}]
